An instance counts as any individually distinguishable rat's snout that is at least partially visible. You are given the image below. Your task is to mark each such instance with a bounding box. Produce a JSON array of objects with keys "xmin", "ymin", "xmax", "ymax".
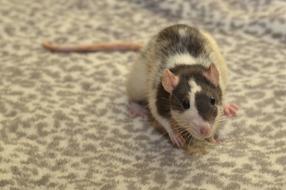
[
  {"xmin": 199, "ymin": 127, "xmax": 211, "ymax": 137},
  {"xmin": 189, "ymin": 119, "xmax": 213, "ymax": 138}
]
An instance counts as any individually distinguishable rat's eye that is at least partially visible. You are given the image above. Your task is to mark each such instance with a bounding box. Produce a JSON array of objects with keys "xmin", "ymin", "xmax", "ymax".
[
  {"xmin": 210, "ymin": 96, "xmax": 216, "ymax": 105},
  {"xmin": 182, "ymin": 100, "xmax": 190, "ymax": 109}
]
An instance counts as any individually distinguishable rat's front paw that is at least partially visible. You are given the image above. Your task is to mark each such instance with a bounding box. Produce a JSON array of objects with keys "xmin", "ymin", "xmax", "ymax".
[
  {"xmin": 168, "ymin": 131, "xmax": 186, "ymax": 148},
  {"xmin": 223, "ymin": 103, "xmax": 239, "ymax": 117},
  {"xmin": 206, "ymin": 136, "xmax": 223, "ymax": 144}
]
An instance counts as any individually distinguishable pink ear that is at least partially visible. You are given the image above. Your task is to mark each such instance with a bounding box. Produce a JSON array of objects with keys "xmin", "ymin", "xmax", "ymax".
[
  {"xmin": 203, "ymin": 63, "xmax": 219, "ymax": 86},
  {"xmin": 162, "ymin": 69, "xmax": 179, "ymax": 93}
]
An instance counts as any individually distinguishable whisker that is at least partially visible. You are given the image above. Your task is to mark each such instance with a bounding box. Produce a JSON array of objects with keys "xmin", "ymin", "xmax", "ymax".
[
  {"xmin": 176, "ymin": 128, "xmax": 186, "ymax": 132},
  {"xmin": 180, "ymin": 130, "xmax": 189, "ymax": 136},
  {"xmin": 187, "ymin": 133, "xmax": 193, "ymax": 145}
]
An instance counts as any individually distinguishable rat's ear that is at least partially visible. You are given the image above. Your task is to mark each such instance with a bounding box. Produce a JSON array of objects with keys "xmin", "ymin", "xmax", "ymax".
[
  {"xmin": 203, "ymin": 63, "xmax": 219, "ymax": 86},
  {"xmin": 161, "ymin": 69, "xmax": 179, "ymax": 93}
]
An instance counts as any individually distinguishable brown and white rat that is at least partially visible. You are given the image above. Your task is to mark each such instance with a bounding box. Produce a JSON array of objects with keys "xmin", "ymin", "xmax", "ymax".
[
  {"xmin": 43, "ymin": 24, "xmax": 239, "ymax": 147},
  {"xmin": 126, "ymin": 24, "xmax": 238, "ymax": 147}
]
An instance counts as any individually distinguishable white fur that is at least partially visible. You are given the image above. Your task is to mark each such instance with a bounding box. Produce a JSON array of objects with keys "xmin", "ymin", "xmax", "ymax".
[
  {"xmin": 166, "ymin": 53, "xmax": 197, "ymax": 68},
  {"xmin": 166, "ymin": 52, "xmax": 213, "ymax": 70},
  {"xmin": 188, "ymin": 79, "xmax": 202, "ymax": 92},
  {"xmin": 126, "ymin": 59, "xmax": 148, "ymax": 101}
]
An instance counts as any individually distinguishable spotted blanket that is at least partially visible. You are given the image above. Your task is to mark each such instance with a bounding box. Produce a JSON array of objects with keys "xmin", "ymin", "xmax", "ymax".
[{"xmin": 0, "ymin": 0, "xmax": 285, "ymax": 189}]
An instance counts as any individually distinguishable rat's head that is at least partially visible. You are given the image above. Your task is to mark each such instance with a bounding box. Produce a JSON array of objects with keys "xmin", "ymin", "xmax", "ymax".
[{"xmin": 161, "ymin": 63, "xmax": 223, "ymax": 140}]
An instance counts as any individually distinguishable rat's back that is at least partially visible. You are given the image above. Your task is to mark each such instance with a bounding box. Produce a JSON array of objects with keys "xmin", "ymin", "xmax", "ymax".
[{"xmin": 126, "ymin": 24, "xmax": 228, "ymax": 102}]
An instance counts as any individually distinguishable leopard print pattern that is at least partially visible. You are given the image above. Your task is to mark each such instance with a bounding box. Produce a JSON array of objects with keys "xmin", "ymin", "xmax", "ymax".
[{"xmin": 0, "ymin": 0, "xmax": 285, "ymax": 189}]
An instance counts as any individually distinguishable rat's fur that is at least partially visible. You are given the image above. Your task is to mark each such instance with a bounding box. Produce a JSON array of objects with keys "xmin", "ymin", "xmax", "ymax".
[{"xmin": 126, "ymin": 24, "xmax": 228, "ymax": 145}]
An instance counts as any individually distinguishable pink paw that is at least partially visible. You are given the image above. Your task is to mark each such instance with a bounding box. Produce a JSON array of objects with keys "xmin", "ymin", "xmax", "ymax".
[
  {"xmin": 223, "ymin": 103, "xmax": 239, "ymax": 117},
  {"xmin": 128, "ymin": 102, "xmax": 148, "ymax": 119},
  {"xmin": 169, "ymin": 131, "xmax": 186, "ymax": 148}
]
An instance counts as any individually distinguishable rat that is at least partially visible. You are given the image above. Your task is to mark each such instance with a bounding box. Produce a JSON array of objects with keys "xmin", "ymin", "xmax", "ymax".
[
  {"xmin": 42, "ymin": 24, "xmax": 239, "ymax": 147},
  {"xmin": 126, "ymin": 24, "xmax": 238, "ymax": 147}
]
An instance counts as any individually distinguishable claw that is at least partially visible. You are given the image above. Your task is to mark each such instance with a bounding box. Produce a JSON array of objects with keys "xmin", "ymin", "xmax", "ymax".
[
  {"xmin": 169, "ymin": 131, "xmax": 186, "ymax": 148},
  {"xmin": 207, "ymin": 136, "xmax": 223, "ymax": 144}
]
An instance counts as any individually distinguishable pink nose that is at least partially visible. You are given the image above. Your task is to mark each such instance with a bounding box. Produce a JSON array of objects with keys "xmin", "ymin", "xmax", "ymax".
[{"xmin": 200, "ymin": 127, "xmax": 210, "ymax": 136}]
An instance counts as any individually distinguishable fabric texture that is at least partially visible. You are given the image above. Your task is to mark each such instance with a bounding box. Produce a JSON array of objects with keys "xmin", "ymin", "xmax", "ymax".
[{"xmin": 0, "ymin": 0, "xmax": 285, "ymax": 189}]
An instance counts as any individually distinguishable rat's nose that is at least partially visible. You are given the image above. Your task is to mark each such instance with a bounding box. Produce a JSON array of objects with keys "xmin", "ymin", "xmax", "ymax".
[{"xmin": 199, "ymin": 127, "xmax": 210, "ymax": 136}]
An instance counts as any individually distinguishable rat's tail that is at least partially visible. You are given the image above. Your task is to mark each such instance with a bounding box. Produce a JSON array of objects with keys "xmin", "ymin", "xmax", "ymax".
[{"xmin": 42, "ymin": 41, "xmax": 142, "ymax": 53}]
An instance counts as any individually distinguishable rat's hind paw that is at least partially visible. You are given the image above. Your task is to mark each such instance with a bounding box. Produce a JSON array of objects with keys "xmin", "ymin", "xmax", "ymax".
[{"xmin": 128, "ymin": 102, "xmax": 148, "ymax": 119}]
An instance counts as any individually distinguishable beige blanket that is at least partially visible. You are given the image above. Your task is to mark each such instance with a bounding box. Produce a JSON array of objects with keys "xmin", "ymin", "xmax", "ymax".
[{"xmin": 0, "ymin": 0, "xmax": 285, "ymax": 189}]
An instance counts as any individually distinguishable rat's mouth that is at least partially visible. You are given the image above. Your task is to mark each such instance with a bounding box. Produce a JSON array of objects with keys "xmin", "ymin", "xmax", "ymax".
[
  {"xmin": 171, "ymin": 114, "xmax": 212, "ymax": 140},
  {"xmin": 175, "ymin": 124, "xmax": 208, "ymax": 141},
  {"xmin": 184, "ymin": 123, "xmax": 213, "ymax": 140},
  {"xmin": 186, "ymin": 120, "xmax": 214, "ymax": 140},
  {"xmin": 186, "ymin": 129, "xmax": 206, "ymax": 140}
]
